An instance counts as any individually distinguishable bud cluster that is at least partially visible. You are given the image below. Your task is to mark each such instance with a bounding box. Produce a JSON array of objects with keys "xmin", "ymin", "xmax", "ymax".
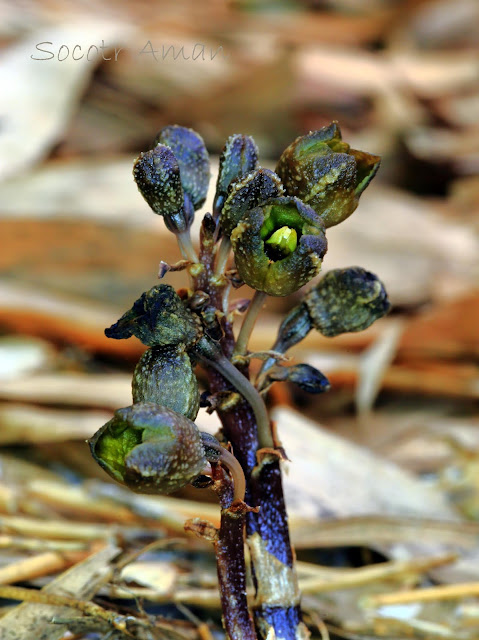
[{"xmin": 91, "ymin": 123, "xmax": 389, "ymax": 504}]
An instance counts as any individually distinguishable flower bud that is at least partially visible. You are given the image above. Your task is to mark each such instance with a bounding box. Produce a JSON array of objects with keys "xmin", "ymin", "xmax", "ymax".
[
  {"xmin": 263, "ymin": 363, "xmax": 330, "ymax": 394},
  {"xmin": 230, "ymin": 196, "xmax": 327, "ymax": 296},
  {"xmin": 154, "ymin": 125, "xmax": 210, "ymax": 210},
  {"xmin": 89, "ymin": 402, "xmax": 207, "ymax": 494},
  {"xmin": 220, "ymin": 167, "xmax": 283, "ymax": 237},
  {"xmin": 214, "ymin": 134, "xmax": 259, "ymax": 215},
  {"xmin": 304, "ymin": 267, "xmax": 390, "ymax": 337},
  {"xmin": 132, "ymin": 346, "xmax": 200, "ymax": 420},
  {"xmin": 272, "ymin": 303, "xmax": 312, "ymax": 354},
  {"xmin": 133, "ymin": 144, "xmax": 193, "ymax": 233},
  {"xmin": 105, "ymin": 285, "xmax": 202, "ymax": 348},
  {"xmin": 258, "ymin": 303, "xmax": 313, "ymax": 380},
  {"xmin": 276, "ymin": 123, "xmax": 380, "ymax": 228}
]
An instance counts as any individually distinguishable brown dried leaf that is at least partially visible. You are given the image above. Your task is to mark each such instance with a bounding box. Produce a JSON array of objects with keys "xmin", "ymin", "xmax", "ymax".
[{"xmin": 0, "ymin": 543, "xmax": 120, "ymax": 640}]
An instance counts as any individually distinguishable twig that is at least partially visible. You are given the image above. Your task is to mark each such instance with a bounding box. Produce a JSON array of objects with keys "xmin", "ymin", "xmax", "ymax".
[
  {"xmin": 299, "ymin": 553, "xmax": 457, "ymax": 594},
  {"xmin": 0, "ymin": 549, "xmax": 90, "ymax": 585}
]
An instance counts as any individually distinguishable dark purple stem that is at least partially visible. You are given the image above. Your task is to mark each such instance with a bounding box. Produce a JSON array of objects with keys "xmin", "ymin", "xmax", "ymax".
[
  {"xmin": 198, "ymin": 213, "xmax": 305, "ymax": 640},
  {"xmin": 208, "ymin": 371, "xmax": 305, "ymax": 640},
  {"xmin": 210, "ymin": 465, "xmax": 256, "ymax": 640}
]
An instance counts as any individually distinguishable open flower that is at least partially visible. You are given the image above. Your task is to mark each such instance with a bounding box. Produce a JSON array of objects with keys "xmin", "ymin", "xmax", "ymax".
[
  {"xmin": 89, "ymin": 403, "xmax": 207, "ymax": 494},
  {"xmin": 220, "ymin": 167, "xmax": 283, "ymax": 237},
  {"xmin": 230, "ymin": 196, "xmax": 327, "ymax": 296},
  {"xmin": 276, "ymin": 122, "xmax": 380, "ymax": 228}
]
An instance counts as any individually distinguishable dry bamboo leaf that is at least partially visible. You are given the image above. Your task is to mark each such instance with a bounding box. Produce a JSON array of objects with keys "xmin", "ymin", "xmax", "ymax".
[
  {"xmin": 205, "ymin": 407, "xmax": 459, "ymax": 522},
  {"xmin": 90, "ymin": 482, "xmax": 220, "ymax": 529},
  {"xmin": 0, "ymin": 536, "xmax": 86, "ymax": 552},
  {"xmin": 291, "ymin": 515, "xmax": 479, "ymax": 549},
  {"xmin": 0, "ymin": 281, "xmax": 145, "ymax": 358},
  {"xmin": 0, "ymin": 337, "xmax": 54, "ymax": 382},
  {"xmin": 299, "ymin": 349, "xmax": 479, "ymax": 400},
  {"xmin": 0, "ymin": 548, "xmax": 90, "ymax": 586},
  {"xmin": 0, "ymin": 219, "xmax": 181, "ymax": 307},
  {"xmin": 396, "ymin": 0, "xmax": 479, "ymax": 49},
  {"xmin": 298, "ymin": 46, "xmax": 479, "ymax": 100},
  {"xmin": 0, "ymin": 543, "xmax": 120, "ymax": 640},
  {"xmin": 0, "ymin": 156, "xmax": 217, "ymax": 230},
  {"xmin": 299, "ymin": 553, "xmax": 456, "ymax": 595},
  {"xmin": 0, "ymin": 158, "xmax": 151, "ymax": 223},
  {"xmin": 399, "ymin": 292, "xmax": 479, "ymax": 359},
  {"xmin": 0, "ymin": 23, "xmax": 131, "ymax": 180},
  {"xmin": 26, "ymin": 480, "xmax": 138, "ymax": 524},
  {"xmin": 121, "ymin": 560, "xmax": 177, "ymax": 593},
  {"xmin": 356, "ymin": 320, "xmax": 404, "ymax": 415},
  {"xmin": 0, "ymin": 514, "xmax": 136, "ymax": 541},
  {"xmin": 0, "ymin": 404, "xmax": 113, "ymax": 444},
  {"xmin": 0, "ymin": 372, "xmax": 131, "ymax": 408}
]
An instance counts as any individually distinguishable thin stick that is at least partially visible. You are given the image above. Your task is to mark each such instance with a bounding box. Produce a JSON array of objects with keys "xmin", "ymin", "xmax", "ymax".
[
  {"xmin": 366, "ymin": 581, "xmax": 479, "ymax": 608},
  {"xmin": 234, "ymin": 291, "xmax": 266, "ymax": 357},
  {"xmin": 177, "ymin": 230, "xmax": 199, "ymax": 263},
  {"xmin": 0, "ymin": 550, "xmax": 88, "ymax": 585},
  {"xmin": 214, "ymin": 236, "xmax": 231, "ymax": 277},
  {"xmin": 299, "ymin": 553, "xmax": 456, "ymax": 594}
]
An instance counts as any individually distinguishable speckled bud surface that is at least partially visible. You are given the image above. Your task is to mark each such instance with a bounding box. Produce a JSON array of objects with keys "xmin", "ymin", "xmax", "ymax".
[
  {"xmin": 215, "ymin": 134, "xmax": 259, "ymax": 213},
  {"xmin": 276, "ymin": 123, "xmax": 380, "ymax": 228},
  {"xmin": 230, "ymin": 196, "xmax": 327, "ymax": 296},
  {"xmin": 133, "ymin": 144, "xmax": 189, "ymax": 232},
  {"xmin": 89, "ymin": 402, "xmax": 207, "ymax": 494},
  {"xmin": 155, "ymin": 125, "xmax": 210, "ymax": 210},
  {"xmin": 105, "ymin": 284, "xmax": 202, "ymax": 348},
  {"xmin": 220, "ymin": 167, "xmax": 284, "ymax": 237},
  {"xmin": 132, "ymin": 346, "xmax": 200, "ymax": 420},
  {"xmin": 304, "ymin": 267, "xmax": 390, "ymax": 336}
]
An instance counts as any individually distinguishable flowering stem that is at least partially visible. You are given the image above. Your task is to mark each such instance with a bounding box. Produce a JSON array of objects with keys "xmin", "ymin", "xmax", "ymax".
[
  {"xmin": 208, "ymin": 368, "xmax": 305, "ymax": 640},
  {"xmin": 234, "ymin": 291, "xmax": 266, "ymax": 357},
  {"xmin": 199, "ymin": 350, "xmax": 273, "ymax": 451}
]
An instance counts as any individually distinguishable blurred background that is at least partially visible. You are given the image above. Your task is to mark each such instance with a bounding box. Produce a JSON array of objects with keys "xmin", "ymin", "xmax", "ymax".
[{"xmin": 0, "ymin": 1, "xmax": 478, "ymax": 638}]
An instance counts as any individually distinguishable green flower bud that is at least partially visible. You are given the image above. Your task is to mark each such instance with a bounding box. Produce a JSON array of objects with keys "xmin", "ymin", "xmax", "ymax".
[
  {"xmin": 105, "ymin": 285, "xmax": 202, "ymax": 348},
  {"xmin": 230, "ymin": 196, "xmax": 327, "ymax": 296},
  {"xmin": 89, "ymin": 402, "xmax": 207, "ymax": 494},
  {"xmin": 132, "ymin": 346, "xmax": 200, "ymax": 421},
  {"xmin": 154, "ymin": 125, "xmax": 210, "ymax": 210},
  {"xmin": 220, "ymin": 167, "xmax": 283, "ymax": 237},
  {"xmin": 214, "ymin": 134, "xmax": 259, "ymax": 215},
  {"xmin": 304, "ymin": 267, "xmax": 390, "ymax": 337},
  {"xmin": 276, "ymin": 122, "xmax": 380, "ymax": 228}
]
